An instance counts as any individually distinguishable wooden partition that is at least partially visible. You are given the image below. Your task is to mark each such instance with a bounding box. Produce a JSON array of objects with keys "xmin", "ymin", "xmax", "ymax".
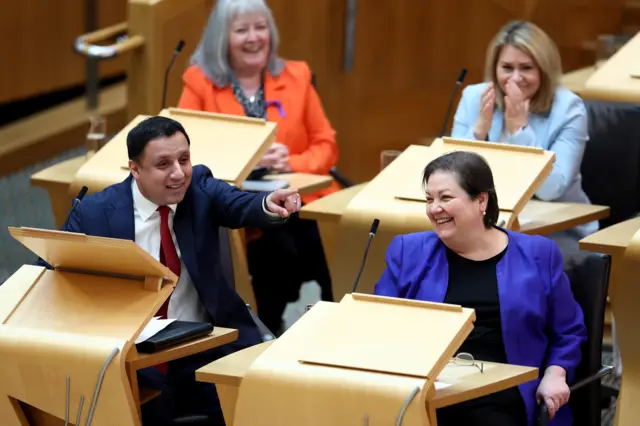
[
  {"xmin": 0, "ymin": 0, "xmax": 127, "ymax": 104},
  {"xmin": 126, "ymin": 0, "xmax": 214, "ymax": 120}
]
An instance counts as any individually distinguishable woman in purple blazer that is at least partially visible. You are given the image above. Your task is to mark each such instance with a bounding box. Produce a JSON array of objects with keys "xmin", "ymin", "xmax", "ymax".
[{"xmin": 374, "ymin": 151, "xmax": 586, "ymax": 426}]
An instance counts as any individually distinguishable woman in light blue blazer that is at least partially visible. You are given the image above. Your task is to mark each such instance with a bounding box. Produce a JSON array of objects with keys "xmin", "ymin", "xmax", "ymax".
[{"xmin": 451, "ymin": 21, "xmax": 597, "ymax": 239}]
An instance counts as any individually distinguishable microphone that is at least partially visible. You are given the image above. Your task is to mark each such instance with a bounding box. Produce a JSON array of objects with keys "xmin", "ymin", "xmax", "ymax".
[
  {"xmin": 351, "ymin": 218, "xmax": 380, "ymax": 293},
  {"xmin": 439, "ymin": 67, "xmax": 468, "ymax": 137},
  {"xmin": 62, "ymin": 186, "xmax": 88, "ymax": 230},
  {"xmin": 161, "ymin": 40, "xmax": 186, "ymax": 109}
]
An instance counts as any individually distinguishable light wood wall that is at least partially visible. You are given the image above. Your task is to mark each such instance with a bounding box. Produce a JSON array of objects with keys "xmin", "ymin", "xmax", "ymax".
[
  {"xmin": 0, "ymin": 0, "xmax": 127, "ymax": 104},
  {"xmin": 1, "ymin": 0, "xmax": 627, "ymax": 182},
  {"xmin": 269, "ymin": 0, "xmax": 626, "ymax": 182}
]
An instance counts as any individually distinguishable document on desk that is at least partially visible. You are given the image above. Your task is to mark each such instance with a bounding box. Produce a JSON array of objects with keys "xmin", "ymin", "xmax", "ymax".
[
  {"xmin": 135, "ymin": 317, "xmax": 177, "ymax": 343},
  {"xmin": 518, "ymin": 217, "xmax": 532, "ymax": 226},
  {"xmin": 242, "ymin": 179, "xmax": 289, "ymax": 192},
  {"xmin": 435, "ymin": 381, "xmax": 452, "ymax": 390}
]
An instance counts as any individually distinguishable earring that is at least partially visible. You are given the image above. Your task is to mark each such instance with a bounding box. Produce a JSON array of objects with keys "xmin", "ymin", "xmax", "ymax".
[{"xmin": 482, "ymin": 211, "xmax": 486, "ymax": 216}]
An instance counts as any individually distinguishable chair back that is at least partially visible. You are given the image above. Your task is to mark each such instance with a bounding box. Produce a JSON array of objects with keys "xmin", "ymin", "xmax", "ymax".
[
  {"xmin": 582, "ymin": 100, "xmax": 640, "ymax": 227},
  {"xmin": 563, "ymin": 251, "xmax": 611, "ymax": 426}
]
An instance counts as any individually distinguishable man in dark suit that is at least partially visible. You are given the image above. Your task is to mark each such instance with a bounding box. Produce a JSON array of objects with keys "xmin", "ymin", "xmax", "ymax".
[{"xmin": 61, "ymin": 116, "xmax": 301, "ymax": 425}]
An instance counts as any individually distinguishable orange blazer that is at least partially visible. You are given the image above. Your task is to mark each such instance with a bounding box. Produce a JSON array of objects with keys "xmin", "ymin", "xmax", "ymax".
[{"xmin": 177, "ymin": 60, "xmax": 339, "ymax": 203}]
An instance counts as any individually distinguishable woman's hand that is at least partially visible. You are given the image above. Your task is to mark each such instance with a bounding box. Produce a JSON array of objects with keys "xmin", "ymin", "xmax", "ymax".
[
  {"xmin": 504, "ymin": 79, "xmax": 529, "ymax": 134},
  {"xmin": 270, "ymin": 143, "xmax": 292, "ymax": 172},
  {"xmin": 257, "ymin": 142, "xmax": 291, "ymax": 171},
  {"xmin": 536, "ymin": 366, "xmax": 570, "ymax": 419},
  {"xmin": 473, "ymin": 82, "xmax": 495, "ymax": 140}
]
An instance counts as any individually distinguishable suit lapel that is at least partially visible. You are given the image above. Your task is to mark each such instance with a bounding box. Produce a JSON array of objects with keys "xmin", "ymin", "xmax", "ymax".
[
  {"xmin": 173, "ymin": 188, "xmax": 199, "ymax": 283},
  {"xmin": 106, "ymin": 176, "xmax": 135, "ymax": 241},
  {"xmin": 213, "ymin": 85, "xmax": 245, "ymax": 117}
]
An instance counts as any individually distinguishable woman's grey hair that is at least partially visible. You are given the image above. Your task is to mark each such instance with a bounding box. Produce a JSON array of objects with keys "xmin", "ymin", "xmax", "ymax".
[{"xmin": 190, "ymin": 0, "xmax": 285, "ymax": 87}]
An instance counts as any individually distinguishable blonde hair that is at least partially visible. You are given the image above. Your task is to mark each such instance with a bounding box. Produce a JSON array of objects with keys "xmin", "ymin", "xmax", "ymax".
[{"xmin": 484, "ymin": 21, "xmax": 562, "ymax": 113}]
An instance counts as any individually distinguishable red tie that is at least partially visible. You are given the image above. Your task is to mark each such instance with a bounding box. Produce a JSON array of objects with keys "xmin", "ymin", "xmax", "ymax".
[
  {"xmin": 156, "ymin": 206, "xmax": 181, "ymax": 319},
  {"xmin": 153, "ymin": 206, "xmax": 181, "ymax": 375}
]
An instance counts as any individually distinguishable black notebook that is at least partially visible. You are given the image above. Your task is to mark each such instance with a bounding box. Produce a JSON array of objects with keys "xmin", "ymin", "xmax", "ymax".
[{"xmin": 135, "ymin": 320, "xmax": 214, "ymax": 353}]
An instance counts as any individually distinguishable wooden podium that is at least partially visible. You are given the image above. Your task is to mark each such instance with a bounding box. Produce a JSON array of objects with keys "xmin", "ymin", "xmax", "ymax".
[
  {"xmin": 328, "ymin": 137, "xmax": 555, "ymax": 299},
  {"xmin": 0, "ymin": 227, "xmax": 179, "ymax": 426},
  {"xmin": 579, "ymin": 218, "xmax": 640, "ymax": 426},
  {"xmin": 70, "ymin": 107, "xmax": 278, "ymax": 196},
  {"xmin": 227, "ymin": 294, "xmax": 537, "ymax": 425}
]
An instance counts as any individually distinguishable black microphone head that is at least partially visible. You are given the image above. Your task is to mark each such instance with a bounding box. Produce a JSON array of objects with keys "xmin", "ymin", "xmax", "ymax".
[
  {"xmin": 175, "ymin": 40, "xmax": 185, "ymax": 53},
  {"xmin": 457, "ymin": 68, "xmax": 468, "ymax": 84},
  {"xmin": 370, "ymin": 218, "xmax": 380, "ymax": 235},
  {"xmin": 78, "ymin": 186, "xmax": 89, "ymax": 200}
]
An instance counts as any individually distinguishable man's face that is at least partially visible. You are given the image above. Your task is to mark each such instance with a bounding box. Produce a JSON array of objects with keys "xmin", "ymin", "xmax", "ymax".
[{"xmin": 129, "ymin": 132, "xmax": 192, "ymax": 206}]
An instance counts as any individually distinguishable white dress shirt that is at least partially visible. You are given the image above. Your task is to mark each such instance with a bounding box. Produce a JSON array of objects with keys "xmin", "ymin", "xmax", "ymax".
[{"xmin": 132, "ymin": 181, "xmax": 208, "ymax": 322}]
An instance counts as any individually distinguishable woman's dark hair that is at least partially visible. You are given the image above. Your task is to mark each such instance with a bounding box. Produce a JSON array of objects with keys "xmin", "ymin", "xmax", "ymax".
[
  {"xmin": 422, "ymin": 151, "xmax": 499, "ymax": 229},
  {"xmin": 127, "ymin": 116, "xmax": 191, "ymax": 162}
]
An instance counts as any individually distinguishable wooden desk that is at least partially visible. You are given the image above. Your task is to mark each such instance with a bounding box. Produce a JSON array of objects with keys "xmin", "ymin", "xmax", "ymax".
[
  {"xmin": 30, "ymin": 155, "xmax": 333, "ymax": 229},
  {"xmin": 196, "ymin": 340, "xmax": 537, "ymax": 426},
  {"xmin": 31, "ymin": 156, "xmax": 86, "ymax": 229},
  {"xmin": 583, "ymin": 31, "xmax": 640, "ymax": 102},
  {"xmin": 20, "ymin": 328, "xmax": 239, "ymax": 426},
  {"xmin": 579, "ymin": 217, "xmax": 640, "ymax": 426},
  {"xmin": 127, "ymin": 327, "xmax": 238, "ymax": 414},
  {"xmin": 560, "ymin": 66, "xmax": 597, "ymax": 98},
  {"xmin": 301, "ymin": 183, "xmax": 610, "ymax": 270}
]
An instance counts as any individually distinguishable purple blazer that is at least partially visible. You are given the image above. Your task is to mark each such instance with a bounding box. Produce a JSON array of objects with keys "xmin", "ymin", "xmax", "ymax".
[{"xmin": 374, "ymin": 229, "xmax": 586, "ymax": 426}]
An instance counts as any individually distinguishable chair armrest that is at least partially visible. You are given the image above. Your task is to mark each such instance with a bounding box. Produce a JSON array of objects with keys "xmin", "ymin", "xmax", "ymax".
[
  {"xmin": 537, "ymin": 402, "xmax": 549, "ymax": 426},
  {"xmin": 569, "ymin": 365, "xmax": 614, "ymax": 392},
  {"xmin": 329, "ymin": 167, "xmax": 355, "ymax": 188},
  {"xmin": 536, "ymin": 365, "xmax": 614, "ymax": 425}
]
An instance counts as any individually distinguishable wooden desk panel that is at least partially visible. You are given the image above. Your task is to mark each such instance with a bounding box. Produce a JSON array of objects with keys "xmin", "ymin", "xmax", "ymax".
[
  {"xmin": 196, "ymin": 339, "xmax": 537, "ymax": 425},
  {"xmin": 579, "ymin": 218, "xmax": 640, "ymax": 425},
  {"xmin": 583, "ymin": 32, "xmax": 640, "ymax": 102}
]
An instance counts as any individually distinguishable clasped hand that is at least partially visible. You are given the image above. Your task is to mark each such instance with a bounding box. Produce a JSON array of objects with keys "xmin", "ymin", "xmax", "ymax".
[
  {"xmin": 503, "ymin": 79, "xmax": 529, "ymax": 134},
  {"xmin": 257, "ymin": 142, "xmax": 292, "ymax": 173},
  {"xmin": 265, "ymin": 188, "xmax": 301, "ymax": 218},
  {"xmin": 536, "ymin": 366, "xmax": 570, "ymax": 419},
  {"xmin": 473, "ymin": 80, "xmax": 529, "ymax": 139}
]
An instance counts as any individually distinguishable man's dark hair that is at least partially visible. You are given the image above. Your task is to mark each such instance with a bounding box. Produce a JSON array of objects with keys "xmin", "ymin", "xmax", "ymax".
[
  {"xmin": 127, "ymin": 116, "xmax": 191, "ymax": 162},
  {"xmin": 422, "ymin": 151, "xmax": 500, "ymax": 229}
]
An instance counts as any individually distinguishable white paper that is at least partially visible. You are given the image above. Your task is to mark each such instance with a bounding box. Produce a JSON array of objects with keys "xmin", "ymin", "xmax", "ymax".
[
  {"xmin": 242, "ymin": 179, "xmax": 289, "ymax": 192},
  {"xmin": 434, "ymin": 381, "xmax": 452, "ymax": 390},
  {"xmin": 519, "ymin": 217, "xmax": 533, "ymax": 226},
  {"xmin": 135, "ymin": 316, "xmax": 177, "ymax": 344}
]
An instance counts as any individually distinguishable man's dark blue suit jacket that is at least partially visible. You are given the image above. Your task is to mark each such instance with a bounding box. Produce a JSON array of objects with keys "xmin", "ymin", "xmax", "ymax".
[{"xmin": 61, "ymin": 165, "xmax": 283, "ymax": 353}]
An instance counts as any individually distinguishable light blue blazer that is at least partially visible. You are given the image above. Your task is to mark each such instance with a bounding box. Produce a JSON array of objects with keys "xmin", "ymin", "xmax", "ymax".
[{"xmin": 451, "ymin": 83, "xmax": 598, "ymax": 238}]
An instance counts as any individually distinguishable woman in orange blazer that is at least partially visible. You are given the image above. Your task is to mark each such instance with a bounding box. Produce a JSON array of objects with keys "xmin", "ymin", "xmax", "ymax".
[{"xmin": 178, "ymin": 0, "xmax": 337, "ymax": 334}]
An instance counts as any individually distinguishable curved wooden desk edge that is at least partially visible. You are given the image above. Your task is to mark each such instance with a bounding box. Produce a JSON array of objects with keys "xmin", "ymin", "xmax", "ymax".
[
  {"xmin": 519, "ymin": 203, "xmax": 610, "ymax": 235},
  {"xmin": 579, "ymin": 217, "xmax": 640, "ymax": 255},
  {"xmin": 196, "ymin": 340, "xmax": 538, "ymax": 421},
  {"xmin": 431, "ymin": 363, "xmax": 538, "ymax": 408},
  {"xmin": 130, "ymin": 327, "xmax": 238, "ymax": 370},
  {"xmin": 196, "ymin": 340, "xmax": 272, "ymax": 386}
]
